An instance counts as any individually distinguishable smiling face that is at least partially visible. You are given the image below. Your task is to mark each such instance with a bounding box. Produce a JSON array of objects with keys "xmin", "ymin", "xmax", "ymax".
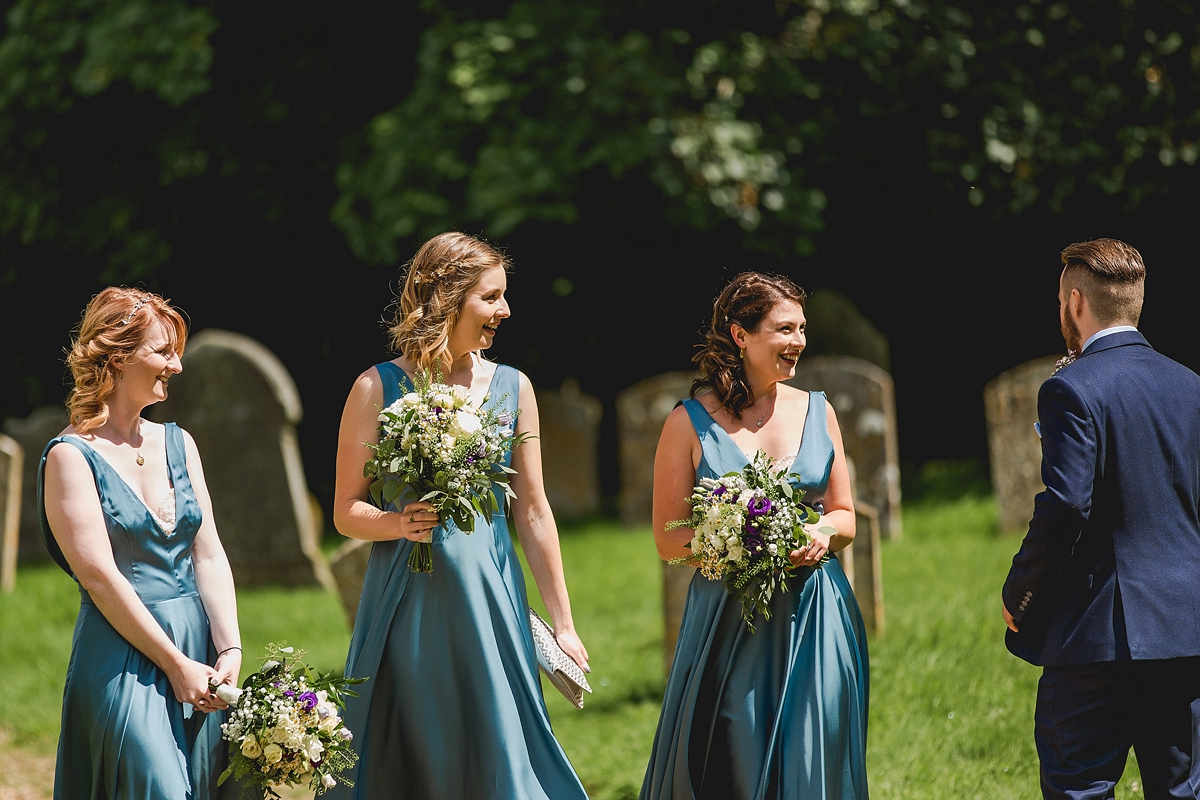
[
  {"xmin": 118, "ymin": 319, "xmax": 183, "ymax": 408},
  {"xmin": 448, "ymin": 265, "xmax": 511, "ymax": 354},
  {"xmin": 736, "ymin": 299, "xmax": 807, "ymax": 383}
]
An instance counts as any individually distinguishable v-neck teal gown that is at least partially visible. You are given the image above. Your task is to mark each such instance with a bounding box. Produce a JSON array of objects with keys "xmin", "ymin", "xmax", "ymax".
[
  {"xmin": 640, "ymin": 393, "xmax": 870, "ymax": 800},
  {"xmin": 330, "ymin": 362, "xmax": 588, "ymax": 800},
  {"xmin": 37, "ymin": 423, "xmax": 230, "ymax": 800}
]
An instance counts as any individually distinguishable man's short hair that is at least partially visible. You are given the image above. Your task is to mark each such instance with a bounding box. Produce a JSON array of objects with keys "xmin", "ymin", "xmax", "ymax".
[{"xmin": 1061, "ymin": 238, "xmax": 1146, "ymax": 326}]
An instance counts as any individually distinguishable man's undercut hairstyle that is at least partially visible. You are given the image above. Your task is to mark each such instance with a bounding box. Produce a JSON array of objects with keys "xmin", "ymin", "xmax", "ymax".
[{"xmin": 1060, "ymin": 238, "xmax": 1146, "ymax": 326}]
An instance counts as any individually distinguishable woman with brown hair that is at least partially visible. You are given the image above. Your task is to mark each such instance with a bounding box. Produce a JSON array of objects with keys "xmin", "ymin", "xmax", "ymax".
[
  {"xmin": 640, "ymin": 272, "xmax": 869, "ymax": 800},
  {"xmin": 38, "ymin": 288, "xmax": 242, "ymax": 799},
  {"xmin": 329, "ymin": 232, "xmax": 589, "ymax": 799}
]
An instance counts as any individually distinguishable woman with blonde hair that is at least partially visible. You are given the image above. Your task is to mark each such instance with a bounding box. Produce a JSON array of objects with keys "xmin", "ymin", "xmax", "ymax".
[
  {"xmin": 330, "ymin": 232, "xmax": 590, "ymax": 799},
  {"xmin": 38, "ymin": 287, "xmax": 242, "ymax": 799},
  {"xmin": 640, "ymin": 272, "xmax": 869, "ymax": 800}
]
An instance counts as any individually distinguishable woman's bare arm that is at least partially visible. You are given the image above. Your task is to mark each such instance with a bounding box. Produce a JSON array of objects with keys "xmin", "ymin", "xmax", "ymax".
[
  {"xmin": 43, "ymin": 442, "xmax": 218, "ymax": 708},
  {"xmin": 508, "ymin": 372, "xmax": 589, "ymax": 670},
  {"xmin": 332, "ymin": 368, "xmax": 437, "ymax": 543},
  {"xmin": 652, "ymin": 405, "xmax": 703, "ymax": 562}
]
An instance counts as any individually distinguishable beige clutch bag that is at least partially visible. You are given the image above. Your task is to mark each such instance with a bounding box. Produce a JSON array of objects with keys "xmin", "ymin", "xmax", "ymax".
[{"xmin": 528, "ymin": 607, "xmax": 592, "ymax": 709}]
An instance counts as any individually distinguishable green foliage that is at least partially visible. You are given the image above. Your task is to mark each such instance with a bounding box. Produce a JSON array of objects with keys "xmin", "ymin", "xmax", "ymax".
[
  {"xmin": 0, "ymin": 0, "xmax": 217, "ymax": 277},
  {"xmin": 334, "ymin": 0, "xmax": 1200, "ymax": 262}
]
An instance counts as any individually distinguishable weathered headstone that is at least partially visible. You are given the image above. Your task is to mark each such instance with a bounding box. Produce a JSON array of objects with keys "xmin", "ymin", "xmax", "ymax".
[
  {"xmin": 848, "ymin": 501, "xmax": 885, "ymax": 635},
  {"xmin": 984, "ymin": 356, "xmax": 1060, "ymax": 534},
  {"xmin": 537, "ymin": 378, "xmax": 602, "ymax": 520},
  {"xmin": 0, "ymin": 434, "xmax": 23, "ymax": 592},
  {"xmin": 616, "ymin": 371, "xmax": 696, "ymax": 528},
  {"xmin": 150, "ymin": 329, "xmax": 334, "ymax": 589},
  {"xmin": 804, "ymin": 288, "xmax": 891, "ymax": 372},
  {"xmin": 329, "ymin": 538, "xmax": 373, "ymax": 626},
  {"xmin": 787, "ymin": 356, "xmax": 903, "ymax": 540},
  {"xmin": 2, "ymin": 406, "xmax": 68, "ymax": 565}
]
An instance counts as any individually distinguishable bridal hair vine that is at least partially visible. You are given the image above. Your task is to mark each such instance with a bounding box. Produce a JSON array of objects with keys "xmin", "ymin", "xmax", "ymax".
[
  {"xmin": 1052, "ymin": 349, "xmax": 1077, "ymax": 374},
  {"xmin": 119, "ymin": 298, "xmax": 149, "ymax": 326}
]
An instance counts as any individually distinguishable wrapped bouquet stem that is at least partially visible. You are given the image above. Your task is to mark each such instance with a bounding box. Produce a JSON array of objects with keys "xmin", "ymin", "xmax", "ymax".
[
  {"xmin": 363, "ymin": 370, "xmax": 530, "ymax": 573},
  {"xmin": 667, "ymin": 450, "xmax": 837, "ymax": 631}
]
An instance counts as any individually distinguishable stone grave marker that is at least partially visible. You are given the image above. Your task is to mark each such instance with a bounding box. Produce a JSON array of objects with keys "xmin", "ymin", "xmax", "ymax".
[
  {"xmin": 848, "ymin": 501, "xmax": 885, "ymax": 635},
  {"xmin": 786, "ymin": 356, "xmax": 903, "ymax": 540},
  {"xmin": 616, "ymin": 371, "xmax": 696, "ymax": 528},
  {"xmin": 2, "ymin": 406, "xmax": 68, "ymax": 565},
  {"xmin": 984, "ymin": 356, "xmax": 1060, "ymax": 534},
  {"xmin": 329, "ymin": 538, "xmax": 373, "ymax": 626},
  {"xmin": 0, "ymin": 434, "xmax": 22, "ymax": 592},
  {"xmin": 537, "ymin": 378, "xmax": 602, "ymax": 520},
  {"xmin": 150, "ymin": 329, "xmax": 334, "ymax": 589}
]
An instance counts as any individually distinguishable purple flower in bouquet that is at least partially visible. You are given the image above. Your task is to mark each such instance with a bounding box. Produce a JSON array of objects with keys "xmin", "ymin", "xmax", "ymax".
[
  {"xmin": 298, "ymin": 691, "xmax": 319, "ymax": 710},
  {"xmin": 497, "ymin": 410, "xmax": 514, "ymax": 427},
  {"xmin": 712, "ymin": 485, "xmax": 727, "ymax": 497},
  {"xmin": 284, "ymin": 690, "xmax": 295, "ymax": 699},
  {"xmin": 746, "ymin": 496, "xmax": 772, "ymax": 517}
]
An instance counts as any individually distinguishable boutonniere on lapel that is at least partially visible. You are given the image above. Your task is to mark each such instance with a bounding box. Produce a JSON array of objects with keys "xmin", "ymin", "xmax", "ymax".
[{"xmin": 1052, "ymin": 349, "xmax": 1077, "ymax": 375}]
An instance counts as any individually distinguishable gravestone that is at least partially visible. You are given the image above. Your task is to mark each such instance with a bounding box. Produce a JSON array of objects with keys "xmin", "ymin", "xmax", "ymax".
[
  {"xmin": 0, "ymin": 434, "xmax": 23, "ymax": 592},
  {"xmin": 150, "ymin": 329, "xmax": 334, "ymax": 589},
  {"xmin": 984, "ymin": 356, "xmax": 1060, "ymax": 534},
  {"xmin": 848, "ymin": 501, "xmax": 885, "ymax": 635},
  {"xmin": 803, "ymin": 288, "xmax": 891, "ymax": 372},
  {"xmin": 537, "ymin": 378, "xmax": 602, "ymax": 520},
  {"xmin": 2, "ymin": 406, "xmax": 68, "ymax": 565},
  {"xmin": 616, "ymin": 371, "xmax": 696, "ymax": 528},
  {"xmin": 329, "ymin": 538, "xmax": 372, "ymax": 626},
  {"xmin": 786, "ymin": 356, "xmax": 903, "ymax": 540}
]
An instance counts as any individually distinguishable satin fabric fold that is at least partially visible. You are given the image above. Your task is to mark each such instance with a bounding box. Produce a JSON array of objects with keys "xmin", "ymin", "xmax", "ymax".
[
  {"xmin": 640, "ymin": 393, "xmax": 870, "ymax": 800},
  {"xmin": 38, "ymin": 424, "xmax": 231, "ymax": 800},
  {"xmin": 331, "ymin": 362, "xmax": 587, "ymax": 800}
]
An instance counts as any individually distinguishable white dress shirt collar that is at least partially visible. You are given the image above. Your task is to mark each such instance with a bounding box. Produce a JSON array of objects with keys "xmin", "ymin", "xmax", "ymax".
[{"xmin": 1082, "ymin": 325, "xmax": 1139, "ymax": 354}]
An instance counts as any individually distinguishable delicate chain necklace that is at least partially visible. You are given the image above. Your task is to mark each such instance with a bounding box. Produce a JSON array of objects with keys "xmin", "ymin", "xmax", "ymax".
[
  {"xmin": 748, "ymin": 408, "xmax": 766, "ymax": 428},
  {"xmin": 109, "ymin": 419, "xmax": 145, "ymax": 466}
]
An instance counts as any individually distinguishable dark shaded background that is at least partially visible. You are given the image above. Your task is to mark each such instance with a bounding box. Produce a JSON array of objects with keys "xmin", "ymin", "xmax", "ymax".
[{"xmin": 4, "ymin": 2, "xmax": 1197, "ymax": 519}]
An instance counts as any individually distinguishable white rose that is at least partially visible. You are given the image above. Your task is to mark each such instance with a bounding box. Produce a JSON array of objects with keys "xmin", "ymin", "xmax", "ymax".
[
  {"xmin": 240, "ymin": 735, "xmax": 262, "ymax": 759},
  {"xmin": 690, "ymin": 533, "xmax": 704, "ymax": 554},
  {"xmin": 450, "ymin": 385, "xmax": 471, "ymax": 409},
  {"xmin": 322, "ymin": 775, "xmax": 337, "ymax": 790},
  {"xmin": 450, "ymin": 410, "xmax": 482, "ymax": 438},
  {"xmin": 215, "ymin": 684, "xmax": 242, "ymax": 705},
  {"xmin": 726, "ymin": 543, "xmax": 745, "ymax": 562},
  {"xmin": 339, "ymin": 727, "xmax": 354, "ymax": 742},
  {"xmin": 433, "ymin": 392, "xmax": 457, "ymax": 410},
  {"xmin": 263, "ymin": 743, "xmax": 283, "ymax": 764},
  {"xmin": 302, "ymin": 736, "xmax": 325, "ymax": 761},
  {"xmin": 401, "ymin": 392, "xmax": 421, "ymax": 407}
]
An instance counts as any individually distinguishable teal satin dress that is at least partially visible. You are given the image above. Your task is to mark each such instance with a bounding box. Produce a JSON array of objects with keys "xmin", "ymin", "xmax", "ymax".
[
  {"xmin": 37, "ymin": 423, "xmax": 230, "ymax": 800},
  {"xmin": 331, "ymin": 362, "xmax": 588, "ymax": 800},
  {"xmin": 640, "ymin": 393, "xmax": 870, "ymax": 800}
]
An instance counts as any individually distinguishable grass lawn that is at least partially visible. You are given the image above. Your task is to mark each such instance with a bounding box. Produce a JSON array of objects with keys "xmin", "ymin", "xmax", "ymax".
[{"xmin": 0, "ymin": 496, "xmax": 1146, "ymax": 798}]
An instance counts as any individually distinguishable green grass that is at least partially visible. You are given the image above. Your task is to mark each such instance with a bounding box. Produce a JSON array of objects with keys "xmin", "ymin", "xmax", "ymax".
[{"xmin": 0, "ymin": 500, "xmax": 1147, "ymax": 797}]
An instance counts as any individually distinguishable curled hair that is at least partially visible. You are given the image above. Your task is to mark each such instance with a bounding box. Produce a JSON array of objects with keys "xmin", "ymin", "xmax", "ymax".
[
  {"xmin": 1060, "ymin": 238, "xmax": 1146, "ymax": 326},
  {"xmin": 388, "ymin": 232, "xmax": 510, "ymax": 375},
  {"xmin": 66, "ymin": 288, "xmax": 189, "ymax": 434},
  {"xmin": 691, "ymin": 272, "xmax": 807, "ymax": 418}
]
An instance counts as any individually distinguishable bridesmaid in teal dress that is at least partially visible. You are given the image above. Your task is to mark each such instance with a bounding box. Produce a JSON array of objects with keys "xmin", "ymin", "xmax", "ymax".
[
  {"xmin": 330, "ymin": 233, "xmax": 590, "ymax": 799},
  {"xmin": 38, "ymin": 288, "xmax": 243, "ymax": 799},
  {"xmin": 641, "ymin": 272, "xmax": 870, "ymax": 800}
]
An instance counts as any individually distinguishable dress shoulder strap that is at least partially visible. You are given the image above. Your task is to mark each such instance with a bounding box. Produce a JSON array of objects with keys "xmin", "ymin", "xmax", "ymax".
[
  {"xmin": 374, "ymin": 361, "xmax": 413, "ymax": 408},
  {"xmin": 678, "ymin": 398, "xmax": 719, "ymax": 446},
  {"xmin": 490, "ymin": 364, "xmax": 520, "ymax": 412}
]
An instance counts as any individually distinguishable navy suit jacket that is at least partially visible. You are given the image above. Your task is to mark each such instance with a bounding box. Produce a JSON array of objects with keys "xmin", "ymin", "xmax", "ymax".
[{"xmin": 1003, "ymin": 331, "xmax": 1200, "ymax": 666}]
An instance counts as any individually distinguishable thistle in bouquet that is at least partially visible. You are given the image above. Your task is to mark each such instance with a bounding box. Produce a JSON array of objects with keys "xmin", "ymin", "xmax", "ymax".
[
  {"xmin": 217, "ymin": 643, "xmax": 366, "ymax": 798},
  {"xmin": 363, "ymin": 370, "xmax": 532, "ymax": 573},
  {"xmin": 666, "ymin": 451, "xmax": 838, "ymax": 631}
]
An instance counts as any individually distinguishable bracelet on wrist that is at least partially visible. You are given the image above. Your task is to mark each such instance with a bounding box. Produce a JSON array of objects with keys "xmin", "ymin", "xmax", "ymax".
[{"xmin": 217, "ymin": 646, "xmax": 242, "ymax": 658}]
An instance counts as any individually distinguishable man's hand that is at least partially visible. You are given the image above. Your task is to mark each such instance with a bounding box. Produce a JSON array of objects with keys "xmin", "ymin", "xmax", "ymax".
[{"xmin": 1002, "ymin": 601, "xmax": 1019, "ymax": 633}]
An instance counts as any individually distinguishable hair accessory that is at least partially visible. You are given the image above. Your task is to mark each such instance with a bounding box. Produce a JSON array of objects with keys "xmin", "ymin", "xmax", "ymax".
[{"xmin": 120, "ymin": 298, "xmax": 149, "ymax": 326}]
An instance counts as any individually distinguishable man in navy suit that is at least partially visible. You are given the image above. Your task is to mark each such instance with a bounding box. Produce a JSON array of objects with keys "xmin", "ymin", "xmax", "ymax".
[{"xmin": 1003, "ymin": 238, "xmax": 1200, "ymax": 799}]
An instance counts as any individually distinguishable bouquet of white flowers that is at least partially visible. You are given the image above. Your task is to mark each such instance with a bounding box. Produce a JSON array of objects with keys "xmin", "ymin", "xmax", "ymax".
[
  {"xmin": 364, "ymin": 371, "xmax": 530, "ymax": 573},
  {"xmin": 217, "ymin": 644, "xmax": 364, "ymax": 798},
  {"xmin": 667, "ymin": 451, "xmax": 836, "ymax": 631}
]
